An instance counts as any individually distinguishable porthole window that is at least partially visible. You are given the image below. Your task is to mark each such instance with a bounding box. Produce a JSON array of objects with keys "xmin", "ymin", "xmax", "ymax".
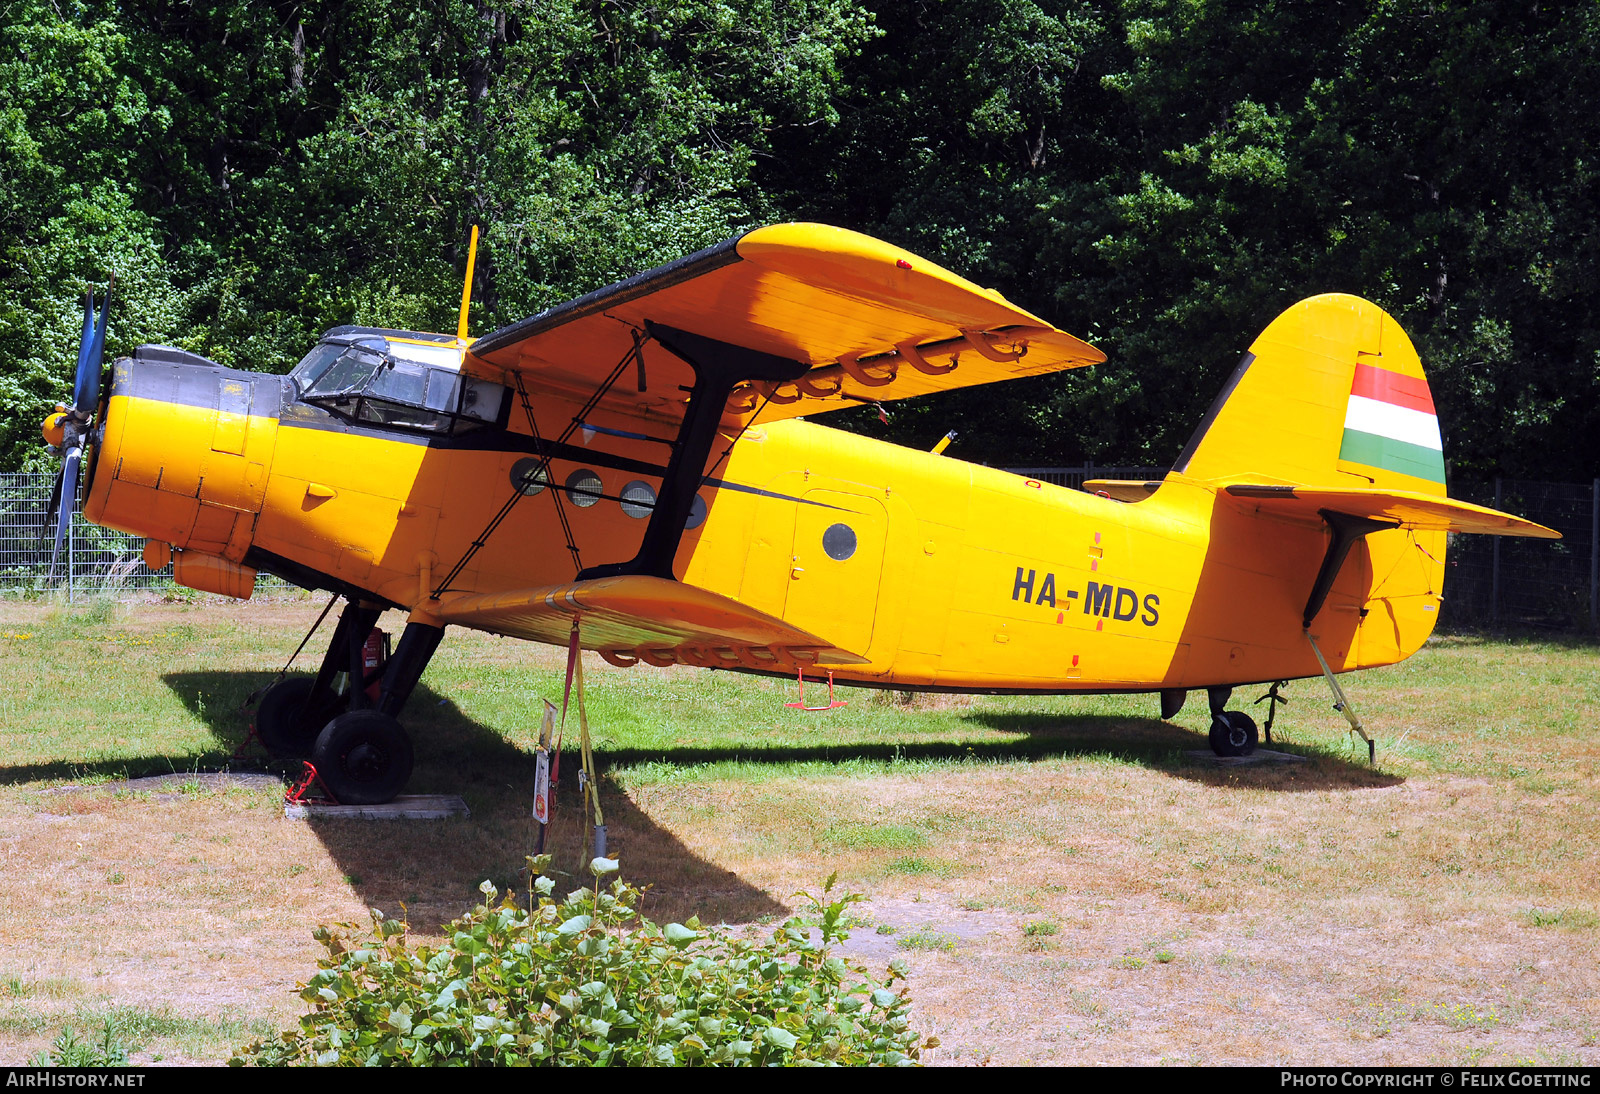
[
  {"xmin": 684, "ymin": 493, "xmax": 707, "ymax": 530},
  {"xmin": 620, "ymin": 480, "xmax": 656, "ymax": 519},
  {"xmin": 510, "ymin": 458, "xmax": 549, "ymax": 496},
  {"xmin": 822, "ymin": 523, "xmax": 857, "ymax": 560},
  {"xmin": 565, "ymin": 469, "xmax": 603, "ymax": 508}
]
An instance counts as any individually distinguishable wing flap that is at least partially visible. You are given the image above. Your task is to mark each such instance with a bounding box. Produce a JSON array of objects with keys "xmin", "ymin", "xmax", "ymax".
[
  {"xmin": 466, "ymin": 223, "xmax": 1103, "ymax": 427},
  {"xmin": 1223, "ymin": 484, "xmax": 1561, "ymax": 538},
  {"xmin": 434, "ymin": 575, "xmax": 868, "ymax": 668}
]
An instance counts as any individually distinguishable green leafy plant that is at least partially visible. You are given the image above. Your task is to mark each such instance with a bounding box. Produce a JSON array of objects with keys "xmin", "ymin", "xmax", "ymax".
[
  {"xmin": 233, "ymin": 859, "xmax": 933, "ymax": 1066},
  {"xmin": 29, "ymin": 1019, "xmax": 132, "ymax": 1067}
]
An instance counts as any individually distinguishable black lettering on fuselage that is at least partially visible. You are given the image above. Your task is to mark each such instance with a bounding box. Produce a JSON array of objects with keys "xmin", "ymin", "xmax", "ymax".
[
  {"xmin": 1113, "ymin": 586, "xmax": 1139, "ymax": 621},
  {"xmin": 1037, "ymin": 572, "xmax": 1057, "ymax": 608},
  {"xmin": 1008, "ymin": 561, "xmax": 1157, "ymax": 628}
]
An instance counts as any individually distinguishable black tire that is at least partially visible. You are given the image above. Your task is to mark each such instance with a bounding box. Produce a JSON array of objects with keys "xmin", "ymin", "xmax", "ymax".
[
  {"xmin": 255, "ymin": 676, "xmax": 343, "ymax": 760},
  {"xmin": 1209, "ymin": 711, "xmax": 1259, "ymax": 757},
  {"xmin": 311, "ymin": 710, "xmax": 414, "ymax": 805}
]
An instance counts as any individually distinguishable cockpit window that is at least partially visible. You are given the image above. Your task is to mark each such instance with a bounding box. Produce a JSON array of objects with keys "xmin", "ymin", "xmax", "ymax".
[
  {"xmin": 294, "ymin": 336, "xmax": 507, "ymax": 435},
  {"xmin": 289, "ymin": 342, "xmax": 347, "ymax": 391},
  {"xmin": 299, "ymin": 340, "xmax": 387, "ymax": 400}
]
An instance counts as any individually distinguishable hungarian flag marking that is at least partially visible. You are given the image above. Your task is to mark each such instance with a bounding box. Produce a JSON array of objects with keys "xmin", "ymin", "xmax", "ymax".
[{"xmin": 1338, "ymin": 363, "xmax": 1446, "ymax": 484}]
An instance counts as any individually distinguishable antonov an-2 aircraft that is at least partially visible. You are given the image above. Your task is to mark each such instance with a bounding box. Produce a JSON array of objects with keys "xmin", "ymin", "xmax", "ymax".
[{"xmin": 42, "ymin": 223, "xmax": 1556, "ymax": 803}]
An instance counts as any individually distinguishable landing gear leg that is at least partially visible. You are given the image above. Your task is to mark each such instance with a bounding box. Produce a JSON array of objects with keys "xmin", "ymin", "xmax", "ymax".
[
  {"xmin": 311, "ymin": 617, "xmax": 445, "ymax": 804},
  {"xmin": 375, "ymin": 620, "xmax": 446, "ymax": 718},
  {"xmin": 1206, "ymin": 686, "xmax": 1259, "ymax": 757},
  {"xmin": 254, "ymin": 599, "xmax": 378, "ymax": 759},
  {"xmin": 320, "ymin": 600, "xmax": 383, "ymax": 712}
]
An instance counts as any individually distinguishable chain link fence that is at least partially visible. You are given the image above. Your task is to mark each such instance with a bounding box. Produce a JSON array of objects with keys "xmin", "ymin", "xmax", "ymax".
[
  {"xmin": 0, "ymin": 471, "xmax": 290, "ymax": 599},
  {"xmin": 1434, "ymin": 478, "xmax": 1599, "ymax": 632},
  {"xmin": 4, "ymin": 469, "xmax": 1594, "ymax": 631},
  {"xmin": 1003, "ymin": 464, "xmax": 1167, "ymax": 491}
]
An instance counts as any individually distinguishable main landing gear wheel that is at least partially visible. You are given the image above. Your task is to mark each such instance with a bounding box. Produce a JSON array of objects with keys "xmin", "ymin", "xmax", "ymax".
[
  {"xmin": 255, "ymin": 676, "xmax": 344, "ymax": 760},
  {"xmin": 1209, "ymin": 711, "xmax": 1259, "ymax": 757},
  {"xmin": 312, "ymin": 710, "xmax": 414, "ymax": 805}
]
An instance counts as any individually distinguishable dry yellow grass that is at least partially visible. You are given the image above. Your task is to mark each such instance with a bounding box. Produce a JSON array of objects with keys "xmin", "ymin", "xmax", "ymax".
[{"xmin": 0, "ymin": 597, "xmax": 1595, "ymax": 1064}]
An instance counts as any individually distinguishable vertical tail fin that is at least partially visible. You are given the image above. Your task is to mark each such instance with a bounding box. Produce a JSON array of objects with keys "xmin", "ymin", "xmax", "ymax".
[{"xmin": 1174, "ymin": 294, "xmax": 1447, "ymax": 495}]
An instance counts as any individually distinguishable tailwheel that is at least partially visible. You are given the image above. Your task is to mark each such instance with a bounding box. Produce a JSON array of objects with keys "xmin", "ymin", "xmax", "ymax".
[
  {"xmin": 255, "ymin": 676, "xmax": 344, "ymax": 760},
  {"xmin": 312, "ymin": 710, "xmax": 414, "ymax": 805},
  {"xmin": 1209, "ymin": 711, "xmax": 1259, "ymax": 757}
]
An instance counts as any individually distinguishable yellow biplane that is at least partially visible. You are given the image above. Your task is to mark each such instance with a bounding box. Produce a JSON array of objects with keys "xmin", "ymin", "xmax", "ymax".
[{"xmin": 44, "ymin": 224, "xmax": 1557, "ymax": 803}]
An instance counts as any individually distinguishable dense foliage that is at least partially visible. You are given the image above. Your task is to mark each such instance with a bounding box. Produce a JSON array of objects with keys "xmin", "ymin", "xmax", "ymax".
[
  {"xmin": 233, "ymin": 861, "xmax": 930, "ymax": 1066},
  {"xmin": 5, "ymin": 0, "xmax": 1596, "ymax": 477}
]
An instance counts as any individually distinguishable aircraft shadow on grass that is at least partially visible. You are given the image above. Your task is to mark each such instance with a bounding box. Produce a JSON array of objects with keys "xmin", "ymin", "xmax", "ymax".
[
  {"xmin": 147, "ymin": 670, "xmax": 786, "ymax": 925},
  {"xmin": 2, "ymin": 667, "xmax": 1395, "ymax": 922},
  {"xmin": 957, "ymin": 711, "xmax": 1403, "ymax": 790},
  {"xmin": 152, "ymin": 668, "xmax": 1398, "ymax": 798},
  {"xmin": 1, "ymin": 665, "xmax": 809, "ymax": 923},
  {"xmin": 591, "ymin": 713, "xmax": 1399, "ymax": 791}
]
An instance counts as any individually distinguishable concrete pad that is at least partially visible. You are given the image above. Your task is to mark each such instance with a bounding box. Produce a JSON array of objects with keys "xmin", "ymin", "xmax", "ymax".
[
  {"xmin": 1183, "ymin": 747, "xmax": 1310, "ymax": 766},
  {"xmin": 284, "ymin": 794, "xmax": 471, "ymax": 821}
]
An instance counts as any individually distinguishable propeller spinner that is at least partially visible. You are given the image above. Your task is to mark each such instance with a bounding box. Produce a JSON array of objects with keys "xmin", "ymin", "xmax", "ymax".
[{"xmin": 42, "ymin": 285, "xmax": 112, "ymax": 581}]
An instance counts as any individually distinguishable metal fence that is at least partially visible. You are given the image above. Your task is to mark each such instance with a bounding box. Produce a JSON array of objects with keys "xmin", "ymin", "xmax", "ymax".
[
  {"xmin": 4, "ymin": 468, "xmax": 1595, "ymax": 631},
  {"xmin": 1434, "ymin": 478, "xmax": 1599, "ymax": 633},
  {"xmin": 1003, "ymin": 463, "xmax": 1167, "ymax": 491},
  {"xmin": 0, "ymin": 471, "xmax": 291, "ymax": 598}
]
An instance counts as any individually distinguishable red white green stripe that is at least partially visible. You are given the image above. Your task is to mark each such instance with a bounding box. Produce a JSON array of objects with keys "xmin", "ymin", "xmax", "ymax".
[{"xmin": 1338, "ymin": 364, "xmax": 1446, "ymax": 484}]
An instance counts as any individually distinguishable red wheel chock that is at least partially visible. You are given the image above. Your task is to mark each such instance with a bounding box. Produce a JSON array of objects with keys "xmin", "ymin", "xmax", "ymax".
[{"xmin": 285, "ymin": 761, "xmax": 340, "ymax": 806}]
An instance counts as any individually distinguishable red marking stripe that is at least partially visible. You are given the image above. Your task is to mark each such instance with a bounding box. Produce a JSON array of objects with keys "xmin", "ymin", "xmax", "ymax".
[{"xmin": 1351, "ymin": 363, "xmax": 1435, "ymax": 415}]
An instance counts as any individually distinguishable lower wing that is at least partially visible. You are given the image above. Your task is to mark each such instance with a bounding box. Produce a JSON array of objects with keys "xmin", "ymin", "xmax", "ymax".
[{"xmin": 433, "ymin": 575, "xmax": 868, "ymax": 671}]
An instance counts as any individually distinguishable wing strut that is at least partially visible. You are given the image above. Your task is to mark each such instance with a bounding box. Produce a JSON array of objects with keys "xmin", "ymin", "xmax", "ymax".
[
  {"xmin": 514, "ymin": 370, "xmax": 583, "ymax": 575},
  {"xmin": 578, "ymin": 322, "xmax": 808, "ymax": 581},
  {"xmin": 1305, "ymin": 628, "xmax": 1375, "ymax": 763},
  {"xmin": 1302, "ymin": 510, "xmax": 1396, "ymax": 629},
  {"xmin": 1302, "ymin": 509, "xmax": 1389, "ymax": 763}
]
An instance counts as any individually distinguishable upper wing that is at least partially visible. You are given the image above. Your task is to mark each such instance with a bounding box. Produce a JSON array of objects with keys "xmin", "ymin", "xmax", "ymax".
[
  {"xmin": 466, "ymin": 223, "xmax": 1103, "ymax": 427},
  {"xmin": 1223, "ymin": 484, "xmax": 1560, "ymax": 538},
  {"xmin": 433, "ymin": 574, "xmax": 868, "ymax": 670}
]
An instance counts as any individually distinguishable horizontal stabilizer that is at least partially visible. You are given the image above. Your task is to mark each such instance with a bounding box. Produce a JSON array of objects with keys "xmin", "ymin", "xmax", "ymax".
[
  {"xmin": 434, "ymin": 575, "xmax": 868, "ymax": 670},
  {"xmin": 1223, "ymin": 484, "xmax": 1560, "ymax": 539}
]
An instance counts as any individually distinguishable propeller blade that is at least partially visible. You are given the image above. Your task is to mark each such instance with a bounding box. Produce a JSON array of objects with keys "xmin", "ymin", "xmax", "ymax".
[
  {"xmin": 76, "ymin": 286, "xmax": 111, "ymax": 415},
  {"xmin": 71, "ymin": 293, "xmax": 95, "ymax": 413},
  {"xmin": 42, "ymin": 466, "xmax": 65, "ymax": 550},
  {"xmin": 47, "ymin": 447, "xmax": 80, "ymax": 581}
]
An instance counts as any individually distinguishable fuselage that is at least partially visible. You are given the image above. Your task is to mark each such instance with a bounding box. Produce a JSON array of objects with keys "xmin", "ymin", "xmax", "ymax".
[{"xmin": 85, "ymin": 330, "xmax": 1445, "ymax": 694}]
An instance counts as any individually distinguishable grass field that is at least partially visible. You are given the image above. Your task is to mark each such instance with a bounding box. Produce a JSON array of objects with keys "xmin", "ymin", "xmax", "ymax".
[{"xmin": 0, "ymin": 594, "xmax": 1596, "ymax": 1065}]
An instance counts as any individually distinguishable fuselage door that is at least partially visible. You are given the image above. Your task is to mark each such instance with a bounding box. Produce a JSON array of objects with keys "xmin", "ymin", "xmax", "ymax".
[{"xmin": 784, "ymin": 490, "xmax": 888, "ymax": 662}]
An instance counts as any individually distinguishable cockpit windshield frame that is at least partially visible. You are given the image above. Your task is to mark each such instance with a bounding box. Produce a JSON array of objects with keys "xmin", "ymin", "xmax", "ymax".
[{"xmin": 290, "ymin": 335, "xmax": 510, "ymax": 436}]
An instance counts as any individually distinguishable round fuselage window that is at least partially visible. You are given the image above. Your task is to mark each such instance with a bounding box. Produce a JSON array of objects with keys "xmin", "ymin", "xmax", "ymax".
[{"xmin": 822, "ymin": 522, "xmax": 857, "ymax": 560}]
